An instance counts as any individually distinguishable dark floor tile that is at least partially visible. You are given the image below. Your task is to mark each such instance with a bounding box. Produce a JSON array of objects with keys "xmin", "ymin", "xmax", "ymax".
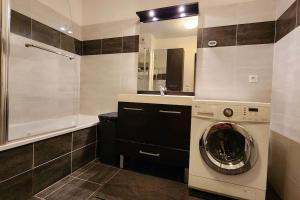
[
  {"xmin": 82, "ymin": 39, "xmax": 101, "ymax": 55},
  {"xmin": 72, "ymin": 144, "xmax": 96, "ymax": 172},
  {"xmin": 203, "ymin": 25, "xmax": 237, "ymax": 48},
  {"xmin": 0, "ymin": 171, "xmax": 33, "ymax": 200},
  {"xmin": 276, "ymin": 1, "xmax": 297, "ymax": 42},
  {"xmin": 93, "ymin": 170, "xmax": 197, "ymax": 200},
  {"xmin": 102, "ymin": 37, "xmax": 123, "ymax": 54},
  {"xmin": 122, "ymin": 35, "xmax": 139, "ymax": 53},
  {"xmin": 61, "ymin": 33, "xmax": 76, "ymax": 54},
  {"xmin": 76, "ymin": 162, "xmax": 118, "ymax": 184},
  {"xmin": 73, "ymin": 126, "xmax": 97, "ymax": 151},
  {"xmin": 237, "ymin": 21, "xmax": 275, "ymax": 45},
  {"xmin": 11, "ymin": 10, "xmax": 31, "ymax": 38},
  {"xmin": 36, "ymin": 176, "xmax": 74, "ymax": 198},
  {"xmin": 34, "ymin": 133, "xmax": 72, "ymax": 167},
  {"xmin": 32, "ymin": 20, "xmax": 61, "ymax": 48},
  {"xmin": 45, "ymin": 177, "xmax": 99, "ymax": 200},
  {"xmin": 0, "ymin": 144, "xmax": 33, "ymax": 182},
  {"xmin": 33, "ymin": 154, "xmax": 71, "ymax": 194},
  {"xmin": 71, "ymin": 160, "xmax": 97, "ymax": 177}
]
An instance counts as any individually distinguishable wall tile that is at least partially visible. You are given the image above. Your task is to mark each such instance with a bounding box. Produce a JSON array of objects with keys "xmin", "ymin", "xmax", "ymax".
[
  {"xmin": 102, "ymin": 37, "xmax": 123, "ymax": 54},
  {"xmin": 73, "ymin": 126, "xmax": 97, "ymax": 150},
  {"xmin": 202, "ymin": 25, "xmax": 237, "ymax": 48},
  {"xmin": 61, "ymin": 33, "xmax": 76, "ymax": 54},
  {"xmin": 10, "ymin": 10, "xmax": 31, "ymax": 38},
  {"xmin": 32, "ymin": 19, "xmax": 61, "ymax": 48},
  {"xmin": 276, "ymin": 1, "xmax": 297, "ymax": 42},
  {"xmin": 82, "ymin": 39, "xmax": 101, "ymax": 56},
  {"xmin": 237, "ymin": 21, "xmax": 275, "ymax": 45},
  {"xmin": 123, "ymin": 36, "xmax": 139, "ymax": 53},
  {"xmin": 34, "ymin": 133, "xmax": 72, "ymax": 167},
  {"xmin": 72, "ymin": 144, "xmax": 96, "ymax": 172},
  {"xmin": 0, "ymin": 144, "xmax": 33, "ymax": 182},
  {"xmin": 0, "ymin": 171, "xmax": 33, "ymax": 200},
  {"xmin": 297, "ymin": 0, "xmax": 300, "ymax": 27},
  {"xmin": 197, "ymin": 28, "xmax": 203, "ymax": 48},
  {"xmin": 75, "ymin": 39, "xmax": 83, "ymax": 55},
  {"xmin": 32, "ymin": 154, "xmax": 71, "ymax": 194}
]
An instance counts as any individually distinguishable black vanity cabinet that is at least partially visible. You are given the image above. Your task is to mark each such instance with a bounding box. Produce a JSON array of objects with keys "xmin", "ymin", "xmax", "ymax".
[{"xmin": 117, "ymin": 102, "xmax": 191, "ymax": 168}]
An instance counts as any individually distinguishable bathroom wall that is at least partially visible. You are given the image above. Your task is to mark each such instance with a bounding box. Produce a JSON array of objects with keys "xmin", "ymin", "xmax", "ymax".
[
  {"xmin": 268, "ymin": 0, "xmax": 300, "ymax": 199},
  {"xmin": 195, "ymin": 0, "xmax": 276, "ymax": 103},
  {"xmin": 80, "ymin": 20, "xmax": 139, "ymax": 115}
]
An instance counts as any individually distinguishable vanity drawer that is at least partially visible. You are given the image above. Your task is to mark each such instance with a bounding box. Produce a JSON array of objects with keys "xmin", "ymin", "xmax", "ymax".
[{"xmin": 118, "ymin": 140, "xmax": 189, "ymax": 167}]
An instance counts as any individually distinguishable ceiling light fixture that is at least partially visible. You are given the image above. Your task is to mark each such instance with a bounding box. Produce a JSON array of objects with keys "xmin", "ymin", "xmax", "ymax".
[
  {"xmin": 149, "ymin": 10, "xmax": 155, "ymax": 17},
  {"xmin": 178, "ymin": 5, "xmax": 185, "ymax": 13},
  {"xmin": 152, "ymin": 17, "xmax": 159, "ymax": 21},
  {"xmin": 184, "ymin": 19, "xmax": 198, "ymax": 29}
]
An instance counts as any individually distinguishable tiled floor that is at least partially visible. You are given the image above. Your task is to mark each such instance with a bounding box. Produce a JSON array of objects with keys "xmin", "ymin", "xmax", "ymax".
[
  {"xmin": 33, "ymin": 161, "xmax": 204, "ymax": 200},
  {"xmin": 33, "ymin": 161, "xmax": 279, "ymax": 200}
]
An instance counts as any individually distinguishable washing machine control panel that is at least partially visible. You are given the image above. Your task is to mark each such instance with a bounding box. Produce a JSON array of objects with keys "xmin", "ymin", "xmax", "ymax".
[{"xmin": 193, "ymin": 101, "xmax": 270, "ymax": 122}]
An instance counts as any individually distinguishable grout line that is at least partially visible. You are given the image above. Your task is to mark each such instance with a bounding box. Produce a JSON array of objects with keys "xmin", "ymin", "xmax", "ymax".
[
  {"xmin": 34, "ymin": 152, "xmax": 71, "ymax": 169},
  {"xmin": 72, "ymin": 161, "xmax": 97, "ymax": 177},
  {"xmin": 41, "ymin": 176, "xmax": 74, "ymax": 199},
  {"xmin": 87, "ymin": 185, "xmax": 103, "ymax": 200},
  {"xmin": 86, "ymin": 168, "xmax": 121, "ymax": 200},
  {"xmin": 72, "ymin": 141, "xmax": 96, "ymax": 153},
  {"xmin": 69, "ymin": 176, "xmax": 103, "ymax": 186},
  {"xmin": 0, "ymin": 168, "xmax": 33, "ymax": 184}
]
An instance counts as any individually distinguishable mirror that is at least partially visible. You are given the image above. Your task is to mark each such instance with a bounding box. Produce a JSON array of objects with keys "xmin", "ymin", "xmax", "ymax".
[{"xmin": 138, "ymin": 16, "xmax": 198, "ymax": 94}]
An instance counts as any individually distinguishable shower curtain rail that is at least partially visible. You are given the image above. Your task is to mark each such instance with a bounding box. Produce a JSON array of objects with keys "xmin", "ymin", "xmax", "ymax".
[{"xmin": 25, "ymin": 43, "xmax": 75, "ymax": 60}]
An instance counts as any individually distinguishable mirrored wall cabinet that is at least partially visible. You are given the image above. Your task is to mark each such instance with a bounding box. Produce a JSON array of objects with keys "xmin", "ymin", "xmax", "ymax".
[{"xmin": 136, "ymin": 3, "xmax": 199, "ymax": 96}]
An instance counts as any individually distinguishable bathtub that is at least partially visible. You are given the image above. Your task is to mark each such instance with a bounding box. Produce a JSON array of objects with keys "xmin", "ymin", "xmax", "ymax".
[{"xmin": 1, "ymin": 114, "xmax": 99, "ymax": 151}]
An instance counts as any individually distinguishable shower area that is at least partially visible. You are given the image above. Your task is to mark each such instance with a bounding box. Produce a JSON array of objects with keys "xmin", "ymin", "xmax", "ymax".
[{"xmin": 0, "ymin": 0, "xmax": 81, "ymax": 144}]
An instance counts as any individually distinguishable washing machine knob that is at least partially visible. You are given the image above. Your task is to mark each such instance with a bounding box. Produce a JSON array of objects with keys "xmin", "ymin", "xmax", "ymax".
[{"xmin": 223, "ymin": 108, "xmax": 234, "ymax": 117}]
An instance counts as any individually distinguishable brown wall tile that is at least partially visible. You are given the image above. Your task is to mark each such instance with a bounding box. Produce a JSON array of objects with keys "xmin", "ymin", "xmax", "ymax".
[
  {"xmin": 276, "ymin": 1, "xmax": 297, "ymax": 42},
  {"xmin": 72, "ymin": 144, "xmax": 96, "ymax": 172},
  {"xmin": 0, "ymin": 171, "xmax": 33, "ymax": 200},
  {"xmin": 102, "ymin": 37, "xmax": 123, "ymax": 54},
  {"xmin": 75, "ymin": 39, "xmax": 83, "ymax": 55},
  {"xmin": 10, "ymin": 10, "xmax": 31, "ymax": 38},
  {"xmin": 73, "ymin": 126, "xmax": 97, "ymax": 151},
  {"xmin": 203, "ymin": 25, "xmax": 237, "ymax": 48},
  {"xmin": 0, "ymin": 144, "xmax": 33, "ymax": 182},
  {"xmin": 82, "ymin": 39, "xmax": 101, "ymax": 55},
  {"xmin": 237, "ymin": 21, "xmax": 275, "ymax": 45},
  {"xmin": 61, "ymin": 33, "xmax": 76, "ymax": 54},
  {"xmin": 33, "ymin": 154, "xmax": 71, "ymax": 194},
  {"xmin": 32, "ymin": 20, "xmax": 61, "ymax": 48},
  {"xmin": 197, "ymin": 28, "xmax": 203, "ymax": 48},
  {"xmin": 298, "ymin": 1, "xmax": 300, "ymax": 27},
  {"xmin": 123, "ymin": 35, "xmax": 139, "ymax": 53},
  {"xmin": 34, "ymin": 133, "xmax": 72, "ymax": 167}
]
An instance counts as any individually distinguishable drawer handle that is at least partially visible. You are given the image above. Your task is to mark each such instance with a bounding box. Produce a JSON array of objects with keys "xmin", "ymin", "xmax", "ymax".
[
  {"xmin": 139, "ymin": 150, "xmax": 160, "ymax": 157},
  {"xmin": 159, "ymin": 110, "xmax": 181, "ymax": 114},
  {"xmin": 123, "ymin": 107, "xmax": 143, "ymax": 111}
]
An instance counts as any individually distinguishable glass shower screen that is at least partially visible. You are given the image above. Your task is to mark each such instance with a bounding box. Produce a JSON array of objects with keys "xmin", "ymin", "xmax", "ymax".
[{"xmin": 8, "ymin": 0, "xmax": 80, "ymax": 141}]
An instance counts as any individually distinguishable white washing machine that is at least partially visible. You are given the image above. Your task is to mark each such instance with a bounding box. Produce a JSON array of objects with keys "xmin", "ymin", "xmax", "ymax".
[{"xmin": 189, "ymin": 100, "xmax": 270, "ymax": 200}]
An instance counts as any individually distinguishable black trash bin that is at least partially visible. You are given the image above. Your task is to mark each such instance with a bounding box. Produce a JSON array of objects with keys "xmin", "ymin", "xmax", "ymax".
[{"xmin": 98, "ymin": 112, "xmax": 118, "ymax": 166}]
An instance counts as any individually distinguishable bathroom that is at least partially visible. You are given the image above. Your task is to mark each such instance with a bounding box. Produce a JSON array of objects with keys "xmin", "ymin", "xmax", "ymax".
[{"xmin": 0, "ymin": 0, "xmax": 298, "ymax": 199}]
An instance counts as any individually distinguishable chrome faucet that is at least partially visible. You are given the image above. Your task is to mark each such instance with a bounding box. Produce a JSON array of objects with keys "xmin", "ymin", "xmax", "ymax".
[{"xmin": 160, "ymin": 86, "xmax": 167, "ymax": 96}]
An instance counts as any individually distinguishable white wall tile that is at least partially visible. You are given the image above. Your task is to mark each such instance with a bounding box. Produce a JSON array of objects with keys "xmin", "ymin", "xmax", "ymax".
[{"xmin": 275, "ymin": 0, "xmax": 296, "ymax": 18}]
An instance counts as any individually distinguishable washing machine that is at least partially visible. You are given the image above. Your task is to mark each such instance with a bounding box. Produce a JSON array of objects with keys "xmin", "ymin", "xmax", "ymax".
[{"xmin": 189, "ymin": 100, "xmax": 270, "ymax": 200}]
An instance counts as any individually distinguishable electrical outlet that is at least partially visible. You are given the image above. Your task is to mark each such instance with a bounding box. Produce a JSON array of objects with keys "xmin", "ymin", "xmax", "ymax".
[{"xmin": 248, "ymin": 75, "xmax": 258, "ymax": 83}]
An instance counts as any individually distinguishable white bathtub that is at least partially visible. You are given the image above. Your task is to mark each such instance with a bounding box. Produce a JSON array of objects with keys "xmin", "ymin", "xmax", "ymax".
[{"xmin": 1, "ymin": 115, "xmax": 99, "ymax": 151}]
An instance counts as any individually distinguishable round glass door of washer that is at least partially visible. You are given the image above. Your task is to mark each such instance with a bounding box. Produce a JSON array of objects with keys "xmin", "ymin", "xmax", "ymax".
[{"xmin": 199, "ymin": 122, "xmax": 257, "ymax": 175}]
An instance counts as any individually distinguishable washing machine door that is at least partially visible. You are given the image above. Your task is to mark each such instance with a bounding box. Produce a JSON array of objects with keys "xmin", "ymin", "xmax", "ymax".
[{"xmin": 199, "ymin": 122, "xmax": 257, "ymax": 175}]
